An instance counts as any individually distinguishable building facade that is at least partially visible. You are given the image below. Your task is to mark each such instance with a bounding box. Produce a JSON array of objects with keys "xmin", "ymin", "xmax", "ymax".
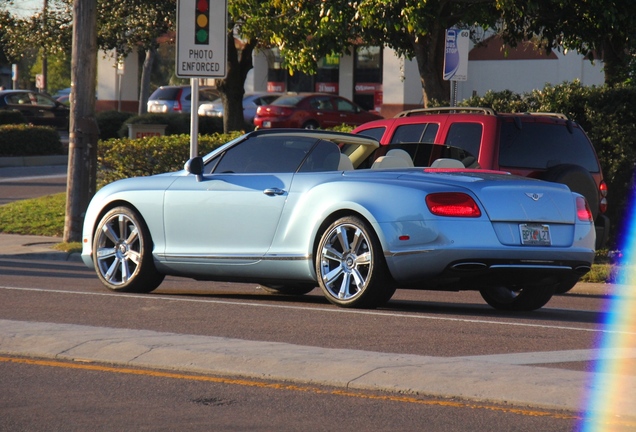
[{"xmin": 97, "ymin": 36, "xmax": 605, "ymax": 117}]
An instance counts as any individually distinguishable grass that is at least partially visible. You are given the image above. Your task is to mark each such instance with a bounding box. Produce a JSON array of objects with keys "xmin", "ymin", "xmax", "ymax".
[
  {"xmin": 0, "ymin": 193, "xmax": 81, "ymax": 253},
  {"xmin": 0, "ymin": 193, "xmax": 617, "ymax": 283}
]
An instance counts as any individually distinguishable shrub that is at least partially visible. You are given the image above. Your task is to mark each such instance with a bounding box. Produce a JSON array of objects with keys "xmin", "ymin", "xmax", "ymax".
[
  {"xmin": 0, "ymin": 110, "xmax": 27, "ymax": 126},
  {"xmin": 97, "ymin": 131, "xmax": 244, "ymax": 187},
  {"xmin": 0, "ymin": 124, "xmax": 64, "ymax": 156},
  {"xmin": 96, "ymin": 110, "xmax": 134, "ymax": 140}
]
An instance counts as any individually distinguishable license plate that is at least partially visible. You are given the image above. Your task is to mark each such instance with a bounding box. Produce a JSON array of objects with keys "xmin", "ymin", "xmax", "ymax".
[
  {"xmin": 520, "ymin": 224, "xmax": 551, "ymax": 246},
  {"xmin": 263, "ymin": 121, "xmax": 271, "ymax": 128}
]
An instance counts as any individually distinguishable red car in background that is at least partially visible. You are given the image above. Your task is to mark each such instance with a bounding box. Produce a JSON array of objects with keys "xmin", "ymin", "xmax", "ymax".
[{"xmin": 254, "ymin": 93, "xmax": 382, "ymax": 129}]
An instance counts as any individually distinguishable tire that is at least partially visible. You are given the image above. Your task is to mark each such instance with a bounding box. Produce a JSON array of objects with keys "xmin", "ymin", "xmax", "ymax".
[
  {"xmin": 542, "ymin": 164, "xmax": 599, "ymax": 220},
  {"xmin": 553, "ymin": 275, "xmax": 581, "ymax": 294},
  {"xmin": 479, "ymin": 284, "xmax": 555, "ymax": 311},
  {"xmin": 302, "ymin": 120, "xmax": 320, "ymax": 130},
  {"xmin": 316, "ymin": 216, "xmax": 395, "ymax": 308},
  {"xmin": 92, "ymin": 206, "xmax": 164, "ymax": 293},
  {"xmin": 259, "ymin": 284, "xmax": 316, "ymax": 295}
]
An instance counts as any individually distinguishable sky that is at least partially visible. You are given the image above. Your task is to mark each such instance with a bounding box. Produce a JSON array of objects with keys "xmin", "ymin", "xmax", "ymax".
[{"xmin": 3, "ymin": 0, "xmax": 46, "ymax": 17}]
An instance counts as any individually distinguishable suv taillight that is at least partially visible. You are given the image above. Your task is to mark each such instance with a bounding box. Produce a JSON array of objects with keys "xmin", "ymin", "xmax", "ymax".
[
  {"xmin": 174, "ymin": 89, "xmax": 183, "ymax": 112},
  {"xmin": 599, "ymin": 181, "xmax": 608, "ymax": 214}
]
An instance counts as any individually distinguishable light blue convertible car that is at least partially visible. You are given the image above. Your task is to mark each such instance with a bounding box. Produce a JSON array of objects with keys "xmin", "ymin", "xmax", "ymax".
[{"xmin": 81, "ymin": 129, "xmax": 596, "ymax": 311}]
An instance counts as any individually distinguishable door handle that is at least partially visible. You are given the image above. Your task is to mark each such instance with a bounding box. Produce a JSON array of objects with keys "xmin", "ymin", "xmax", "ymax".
[{"xmin": 263, "ymin": 188, "xmax": 285, "ymax": 196}]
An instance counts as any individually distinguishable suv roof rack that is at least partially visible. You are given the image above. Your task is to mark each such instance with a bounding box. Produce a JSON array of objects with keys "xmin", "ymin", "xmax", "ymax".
[
  {"xmin": 395, "ymin": 107, "xmax": 497, "ymax": 118},
  {"xmin": 521, "ymin": 112, "xmax": 569, "ymax": 120}
]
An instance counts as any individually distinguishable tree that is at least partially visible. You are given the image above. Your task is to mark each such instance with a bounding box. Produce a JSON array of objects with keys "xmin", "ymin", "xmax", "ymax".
[
  {"xmin": 495, "ymin": 0, "xmax": 636, "ymax": 86},
  {"xmin": 96, "ymin": 0, "xmax": 175, "ymax": 114},
  {"xmin": 354, "ymin": 0, "xmax": 497, "ymax": 107},
  {"xmin": 64, "ymin": 0, "xmax": 98, "ymax": 243},
  {"xmin": 0, "ymin": 0, "xmax": 174, "ymax": 112}
]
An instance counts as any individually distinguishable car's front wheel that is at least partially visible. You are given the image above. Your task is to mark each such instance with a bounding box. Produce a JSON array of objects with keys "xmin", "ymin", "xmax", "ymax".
[
  {"xmin": 479, "ymin": 284, "xmax": 555, "ymax": 311},
  {"xmin": 93, "ymin": 206, "xmax": 164, "ymax": 293},
  {"xmin": 316, "ymin": 216, "xmax": 395, "ymax": 308}
]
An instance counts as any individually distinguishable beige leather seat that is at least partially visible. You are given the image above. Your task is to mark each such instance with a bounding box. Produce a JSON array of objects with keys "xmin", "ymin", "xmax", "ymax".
[
  {"xmin": 386, "ymin": 149, "xmax": 414, "ymax": 167},
  {"xmin": 338, "ymin": 153, "xmax": 354, "ymax": 170}
]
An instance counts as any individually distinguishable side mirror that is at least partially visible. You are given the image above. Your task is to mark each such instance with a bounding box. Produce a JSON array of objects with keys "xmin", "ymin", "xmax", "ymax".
[{"xmin": 184, "ymin": 156, "xmax": 204, "ymax": 181}]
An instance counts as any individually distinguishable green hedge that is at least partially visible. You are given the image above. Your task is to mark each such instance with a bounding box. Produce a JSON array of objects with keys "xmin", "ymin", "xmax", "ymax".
[
  {"xmin": 460, "ymin": 81, "xmax": 636, "ymax": 248},
  {"xmin": 118, "ymin": 113, "xmax": 225, "ymax": 137},
  {"xmin": 96, "ymin": 110, "xmax": 134, "ymax": 140},
  {"xmin": 97, "ymin": 131, "xmax": 244, "ymax": 187},
  {"xmin": 0, "ymin": 125, "xmax": 64, "ymax": 156}
]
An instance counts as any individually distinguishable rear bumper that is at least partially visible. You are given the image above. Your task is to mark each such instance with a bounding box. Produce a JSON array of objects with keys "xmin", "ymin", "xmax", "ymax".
[{"xmin": 392, "ymin": 255, "xmax": 593, "ymax": 291}]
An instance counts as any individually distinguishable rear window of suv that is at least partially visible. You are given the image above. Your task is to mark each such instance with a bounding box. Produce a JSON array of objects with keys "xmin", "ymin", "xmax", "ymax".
[
  {"xmin": 498, "ymin": 122, "xmax": 599, "ymax": 172},
  {"xmin": 150, "ymin": 87, "xmax": 182, "ymax": 100}
]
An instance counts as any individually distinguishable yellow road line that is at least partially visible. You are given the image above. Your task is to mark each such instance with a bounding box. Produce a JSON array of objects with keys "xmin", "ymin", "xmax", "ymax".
[{"xmin": 1, "ymin": 355, "xmax": 633, "ymax": 428}]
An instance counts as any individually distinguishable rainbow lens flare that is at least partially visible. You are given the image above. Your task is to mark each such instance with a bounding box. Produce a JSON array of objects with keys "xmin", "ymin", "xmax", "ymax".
[{"xmin": 579, "ymin": 182, "xmax": 636, "ymax": 430}]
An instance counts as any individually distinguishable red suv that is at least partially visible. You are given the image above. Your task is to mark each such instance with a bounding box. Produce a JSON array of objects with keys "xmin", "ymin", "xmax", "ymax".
[{"xmin": 352, "ymin": 107, "xmax": 609, "ymax": 251}]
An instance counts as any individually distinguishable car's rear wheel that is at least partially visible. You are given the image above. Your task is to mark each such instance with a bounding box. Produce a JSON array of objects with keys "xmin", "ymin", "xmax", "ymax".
[
  {"xmin": 316, "ymin": 216, "xmax": 395, "ymax": 308},
  {"xmin": 259, "ymin": 284, "xmax": 316, "ymax": 295},
  {"xmin": 93, "ymin": 206, "xmax": 164, "ymax": 293},
  {"xmin": 479, "ymin": 285, "xmax": 555, "ymax": 311},
  {"xmin": 553, "ymin": 275, "xmax": 581, "ymax": 294},
  {"xmin": 302, "ymin": 120, "xmax": 319, "ymax": 129}
]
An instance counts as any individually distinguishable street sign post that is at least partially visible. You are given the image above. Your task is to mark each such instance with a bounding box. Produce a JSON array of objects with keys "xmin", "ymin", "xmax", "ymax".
[
  {"xmin": 176, "ymin": 0, "xmax": 227, "ymax": 79},
  {"xmin": 176, "ymin": 0, "xmax": 227, "ymax": 158},
  {"xmin": 443, "ymin": 29, "xmax": 469, "ymax": 106}
]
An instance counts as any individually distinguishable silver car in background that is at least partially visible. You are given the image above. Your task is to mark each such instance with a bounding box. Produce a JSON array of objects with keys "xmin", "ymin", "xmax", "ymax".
[
  {"xmin": 147, "ymin": 85, "xmax": 219, "ymax": 113},
  {"xmin": 198, "ymin": 92, "xmax": 282, "ymax": 124},
  {"xmin": 81, "ymin": 130, "xmax": 595, "ymax": 311}
]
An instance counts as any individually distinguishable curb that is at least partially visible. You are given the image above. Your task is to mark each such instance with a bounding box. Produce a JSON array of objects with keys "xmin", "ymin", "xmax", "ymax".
[{"xmin": 0, "ymin": 155, "xmax": 67, "ymax": 168}]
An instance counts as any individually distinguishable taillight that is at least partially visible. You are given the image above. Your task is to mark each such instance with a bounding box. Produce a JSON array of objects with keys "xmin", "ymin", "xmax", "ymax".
[
  {"xmin": 426, "ymin": 193, "xmax": 481, "ymax": 217},
  {"xmin": 257, "ymin": 106, "xmax": 293, "ymax": 117},
  {"xmin": 599, "ymin": 181, "xmax": 608, "ymax": 213},
  {"xmin": 174, "ymin": 89, "xmax": 183, "ymax": 112},
  {"xmin": 576, "ymin": 196, "xmax": 594, "ymax": 222}
]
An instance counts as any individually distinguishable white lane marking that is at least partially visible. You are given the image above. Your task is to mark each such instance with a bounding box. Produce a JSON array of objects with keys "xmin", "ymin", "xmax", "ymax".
[{"xmin": 1, "ymin": 285, "xmax": 631, "ymax": 336}]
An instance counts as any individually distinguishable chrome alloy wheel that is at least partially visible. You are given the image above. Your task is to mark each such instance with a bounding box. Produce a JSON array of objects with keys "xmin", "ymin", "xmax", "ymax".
[
  {"xmin": 95, "ymin": 212, "xmax": 142, "ymax": 286},
  {"xmin": 320, "ymin": 222, "xmax": 371, "ymax": 301},
  {"xmin": 316, "ymin": 216, "xmax": 394, "ymax": 308},
  {"xmin": 92, "ymin": 206, "xmax": 164, "ymax": 293}
]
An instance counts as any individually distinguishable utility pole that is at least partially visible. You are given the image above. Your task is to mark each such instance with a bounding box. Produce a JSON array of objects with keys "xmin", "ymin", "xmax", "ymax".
[
  {"xmin": 41, "ymin": 0, "xmax": 48, "ymax": 93},
  {"xmin": 63, "ymin": 0, "xmax": 98, "ymax": 243}
]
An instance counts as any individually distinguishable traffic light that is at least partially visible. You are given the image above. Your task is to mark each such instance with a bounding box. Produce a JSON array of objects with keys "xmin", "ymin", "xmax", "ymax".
[{"xmin": 194, "ymin": 0, "xmax": 209, "ymax": 45}]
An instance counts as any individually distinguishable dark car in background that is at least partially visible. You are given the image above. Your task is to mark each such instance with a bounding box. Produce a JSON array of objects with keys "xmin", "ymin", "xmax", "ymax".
[
  {"xmin": 147, "ymin": 85, "xmax": 219, "ymax": 114},
  {"xmin": 253, "ymin": 93, "xmax": 383, "ymax": 129},
  {"xmin": 0, "ymin": 89, "xmax": 69, "ymax": 130}
]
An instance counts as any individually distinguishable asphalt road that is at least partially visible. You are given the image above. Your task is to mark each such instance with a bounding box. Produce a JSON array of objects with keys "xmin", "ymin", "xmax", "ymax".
[{"xmin": 1, "ymin": 258, "xmax": 626, "ymax": 432}]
